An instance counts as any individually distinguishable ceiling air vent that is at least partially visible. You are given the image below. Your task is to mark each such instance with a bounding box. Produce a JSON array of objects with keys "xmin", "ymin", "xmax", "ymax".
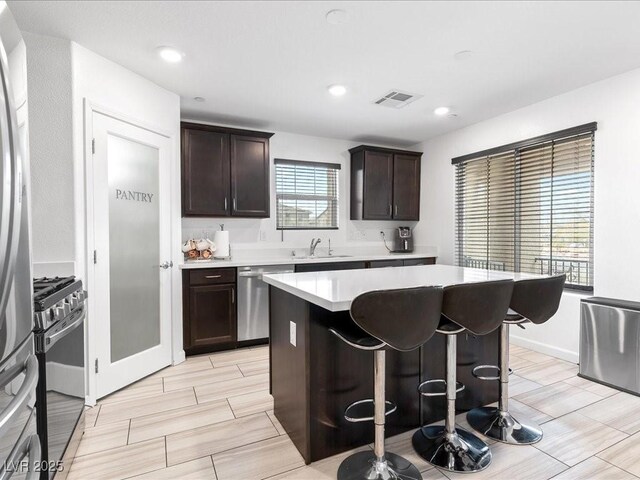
[{"xmin": 374, "ymin": 90, "xmax": 423, "ymax": 109}]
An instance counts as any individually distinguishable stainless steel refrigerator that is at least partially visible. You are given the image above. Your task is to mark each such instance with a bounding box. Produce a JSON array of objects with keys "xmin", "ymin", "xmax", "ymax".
[{"xmin": 0, "ymin": 3, "xmax": 41, "ymax": 479}]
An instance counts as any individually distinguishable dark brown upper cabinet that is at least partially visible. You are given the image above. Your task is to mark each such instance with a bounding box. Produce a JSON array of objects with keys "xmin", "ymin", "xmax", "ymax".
[
  {"xmin": 350, "ymin": 145, "xmax": 422, "ymax": 221},
  {"xmin": 181, "ymin": 122, "xmax": 273, "ymax": 218},
  {"xmin": 230, "ymin": 135, "xmax": 270, "ymax": 217}
]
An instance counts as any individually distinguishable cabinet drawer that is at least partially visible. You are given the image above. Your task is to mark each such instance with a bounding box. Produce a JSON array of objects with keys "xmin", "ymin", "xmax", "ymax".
[{"xmin": 189, "ymin": 268, "xmax": 236, "ymax": 285}]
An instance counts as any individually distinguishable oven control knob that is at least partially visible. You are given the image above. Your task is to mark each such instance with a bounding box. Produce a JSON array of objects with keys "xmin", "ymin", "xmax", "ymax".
[
  {"xmin": 69, "ymin": 295, "xmax": 79, "ymax": 309},
  {"xmin": 55, "ymin": 302, "xmax": 71, "ymax": 319}
]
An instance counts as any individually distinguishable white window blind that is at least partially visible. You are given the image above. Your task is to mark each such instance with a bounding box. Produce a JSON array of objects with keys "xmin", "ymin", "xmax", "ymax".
[
  {"xmin": 275, "ymin": 159, "xmax": 340, "ymax": 230},
  {"xmin": 454, "ymin": 124, "xmax": 595, "ymax": 290}
]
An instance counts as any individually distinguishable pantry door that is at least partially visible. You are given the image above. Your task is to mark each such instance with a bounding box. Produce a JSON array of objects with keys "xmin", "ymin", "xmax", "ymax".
[{"xmin": 91, "ymin": 111, "xmax": 172, "ymax": 399}]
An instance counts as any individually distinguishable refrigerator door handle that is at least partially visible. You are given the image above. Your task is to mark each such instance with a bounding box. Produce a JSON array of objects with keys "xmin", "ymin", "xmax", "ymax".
[
  {"xmin": 0, "ymin": 433, "xmax": 41, "ymax": 480},
  {"xmin": 0, "ymin": 49, "xmax": 23, "ymax": 320},
  {"xmin": 0, "ymin": 355, "xmax": 38, "ymax": 438}
]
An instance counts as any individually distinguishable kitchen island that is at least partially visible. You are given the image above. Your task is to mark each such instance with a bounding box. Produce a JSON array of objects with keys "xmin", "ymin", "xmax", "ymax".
[{"xmin": 263, "ymin": 264, "xmax": 539, "ymax": 464}]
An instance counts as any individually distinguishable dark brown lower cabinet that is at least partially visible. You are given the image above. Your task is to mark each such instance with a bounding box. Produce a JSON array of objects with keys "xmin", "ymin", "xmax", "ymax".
[
  {"xmin": 403, "ymin": 257, "xmax": 436, "ymax": 266},
  {"xmin": 182, "ymin": 258, "xmax": 436, "ymax": 355},
  {"xmin": 294, "ymin": 261, "xmax": 367, "ymax": 273},
  {"xmin": 367, "ymin": 259, "xmax": 404, "ymax": 268},
  {"xmin": 183, "ymin": 269, "xmax": 237, "ymax": 355}
]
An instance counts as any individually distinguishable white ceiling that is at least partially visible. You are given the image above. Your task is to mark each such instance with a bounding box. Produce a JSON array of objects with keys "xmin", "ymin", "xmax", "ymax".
[{"xmin": 9, "ymin": 1, "xmax": 640, "ymax": 147}]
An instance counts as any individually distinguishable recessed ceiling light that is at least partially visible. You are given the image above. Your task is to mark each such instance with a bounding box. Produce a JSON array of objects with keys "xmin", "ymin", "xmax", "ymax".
[
  {"xmin": 156, "ymin": 46, "xmax": 184, "ymax": 63},
  {"xmin": 194, "ymin": 97, "xmax": 206, "ymax": 102},
  {"xmin": 454, "ymin": 50, "xmax": 473, "ymax": 61},
  {"xmin": 326, "ymin": 9, "xmax": 349, "ymax": 25},
  {"xmin": 328, "ymin": 84, "xmax": 347, "ymax": 96},
  {"xmin": 434, "ymin": 107, "xmax": 450, "ymax": 116}
]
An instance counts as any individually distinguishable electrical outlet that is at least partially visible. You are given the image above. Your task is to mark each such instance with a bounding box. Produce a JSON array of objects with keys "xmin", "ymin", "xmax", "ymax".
[{"xmin": 289, "ymin": 321, "xmax": 297, "ymax": 347}]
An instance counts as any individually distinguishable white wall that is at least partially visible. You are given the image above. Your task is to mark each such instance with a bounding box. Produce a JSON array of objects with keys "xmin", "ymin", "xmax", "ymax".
[
  {"xmin": 23, "ymin": 32, "xmax": 75, "ymax": 264},
  {"xmin": 413, "ymin": 66, "xmax": 640, "ymax": 362},
  {"xmin": 182, "ymin": 127, "xmax": 420, "ymax": 254}
]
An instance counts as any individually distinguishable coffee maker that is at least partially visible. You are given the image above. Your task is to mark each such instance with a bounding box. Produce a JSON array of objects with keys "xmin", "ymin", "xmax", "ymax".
[{"xmin": 392, "ymin": 226, "xmax": 414, "ymax": 253}]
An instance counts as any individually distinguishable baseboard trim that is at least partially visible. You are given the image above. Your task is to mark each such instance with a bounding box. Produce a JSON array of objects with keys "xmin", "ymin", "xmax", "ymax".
[
  {"xmin": 47, "ymin": 361, "xmax": 85, "ymax": 397},
  {"xmin": 510, "ymin": 334, "xmax": 579, "ymax": 364}
]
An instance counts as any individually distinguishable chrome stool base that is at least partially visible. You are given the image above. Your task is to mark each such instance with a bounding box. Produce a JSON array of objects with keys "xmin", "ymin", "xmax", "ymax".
[
  {"xmin": 467, "ymin": 407, "xmax": 543, "ymax": 445},
  {"xmin": 337, "ymin": 451, "xmax": 422, "ymax": 480},
  {"xmin": 412, "ymin": 425, "xmax": 491, "ymax": 473}
]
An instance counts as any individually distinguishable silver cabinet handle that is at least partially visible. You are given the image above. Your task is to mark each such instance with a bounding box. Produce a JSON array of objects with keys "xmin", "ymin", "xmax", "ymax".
[
  {"xmin": 0, "ymin": 355, "xmax": 38, "ymax": 438},
  {"xmin": 205, "ymin": 275, "xmax": 222, "ymax": 279},
  {"xmin": 224, "ymin": 197, "xmax": 228, "ymax": 211},
  {"xmin": 233, "ymin": 198, "xmax": 237, "ymax": 211},
  {"xmin": 394, "ymin": 205, "xmax": 398, "ymax": 216},
  {"xmin": 231, "ymin": 287, "xmax": 235, "ymax": 304},
  {"xmin": 388, "ymin": 204, "xmax": 392, "ymax": 216},
  {"xmin": 0, "ymin": 432, "xmax": 41, "ymax": 480}
]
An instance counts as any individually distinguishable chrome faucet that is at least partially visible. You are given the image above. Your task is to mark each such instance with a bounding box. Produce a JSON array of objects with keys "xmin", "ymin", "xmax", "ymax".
[{"xmin": 309, "ymin": 238, "xmax": 322, "ymax": 256}]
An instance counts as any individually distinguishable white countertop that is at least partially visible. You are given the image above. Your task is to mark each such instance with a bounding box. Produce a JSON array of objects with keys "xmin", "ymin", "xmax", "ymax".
[
  {"xmin": 179, "ymin": 250, "xmax": 437, "ymax": 269},
  {"xmin": 262, "ymin": 264, "xmax": 542, "ymax": 312}
]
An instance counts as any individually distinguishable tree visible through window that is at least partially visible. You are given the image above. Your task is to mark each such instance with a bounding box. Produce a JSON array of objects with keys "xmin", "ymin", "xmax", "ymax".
[
  {"xmin": 275, "ymin": 159, "xmax": 340, "ymax": 230},
  {"xmin": 454, "ymin": 124, "xmax": 595, "ymax": 290}
]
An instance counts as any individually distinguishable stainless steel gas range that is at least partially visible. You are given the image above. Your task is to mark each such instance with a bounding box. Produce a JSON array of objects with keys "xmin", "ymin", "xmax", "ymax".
[{"xmin": 33, "ymin": 277, "xmax": 87, "ymax": 480}]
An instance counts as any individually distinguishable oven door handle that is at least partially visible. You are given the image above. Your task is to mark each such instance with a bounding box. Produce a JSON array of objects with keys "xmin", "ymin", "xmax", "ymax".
[
  {"xmin": 0, "ymin": 433, "xmax": 41, "ymax": 480},
  {"xmin": 0, "ymin": 355, "xmax": 38, "ymax": 439},
  {"xmin": 45, "ymin": 308, "xmax": 86, "ymax": 352}
]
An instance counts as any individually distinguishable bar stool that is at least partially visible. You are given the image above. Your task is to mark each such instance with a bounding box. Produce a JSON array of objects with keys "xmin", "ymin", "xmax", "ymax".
[
  {"xmin": 329, "ymin": 286, "xmax": 444, "ymax": 480},
  {"xmin": 412, "ymin": 279, "xmax": 514, "ymax": 473},
  {"xmin": 466, "ymin": 274, "xmax": 566, "ymax": 444}
]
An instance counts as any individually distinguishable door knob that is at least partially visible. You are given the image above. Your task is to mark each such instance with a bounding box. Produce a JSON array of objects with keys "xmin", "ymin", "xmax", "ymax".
[{"xmin": 159, "ymin": 261, "xmax": 173, "ymax": 269}]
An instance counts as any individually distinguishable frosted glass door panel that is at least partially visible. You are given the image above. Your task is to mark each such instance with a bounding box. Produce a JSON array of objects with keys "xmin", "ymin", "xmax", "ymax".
[{"xmin": 108, "ymin": 135, "xmax": 160, "ymax": 363}]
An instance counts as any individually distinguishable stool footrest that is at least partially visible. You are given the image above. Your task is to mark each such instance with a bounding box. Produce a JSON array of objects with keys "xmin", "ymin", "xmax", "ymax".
[
  {"xmin": 344, "ymin": 399, "xmax": 397, "ymax": 423},
  {"xmin": 418, "ymin": 379, "xmax": 465, "ymax": 397},
  {"xmin": 472, "ymin": 365, "xmax": 513, "ymax": 381}
]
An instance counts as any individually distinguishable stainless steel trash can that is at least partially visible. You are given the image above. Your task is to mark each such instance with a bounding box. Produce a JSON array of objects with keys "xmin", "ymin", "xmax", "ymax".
[{"xmin": 580, "ymin": 297, "xmax": 640, "ymax": 396}]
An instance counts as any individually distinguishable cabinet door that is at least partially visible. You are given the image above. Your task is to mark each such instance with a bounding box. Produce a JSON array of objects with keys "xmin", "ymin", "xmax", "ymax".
[
  {"xmin": 403, "ymin": 257, "xmax": 435, "ymax": 266},
  {"xmin": 393, "ymin": 153, "xmax": 421, "ymax": 220},
  {"xmin": 294, "ymin": 261, "xmax": 367, "ymax": 273},
  {"xmin": 182, "ymin": 129, "xmax": 230, "ymax": 216},
  {"xmin": 363, "ymin": 151, "xmax": 394, "ymax": 220},
  {"xmin": 367, "ymin": 259, "xmax": 404, "ymax": 268},
  {"xmin": 230, "ymin": 135, "xmax": 270, "ymax": 217},
  {"xmin": 187, "ymin": 284, "xmax": 236, "ymax": 350}
]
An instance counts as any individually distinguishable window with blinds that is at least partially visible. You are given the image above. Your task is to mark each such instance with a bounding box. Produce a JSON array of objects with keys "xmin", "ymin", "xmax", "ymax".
[
  {"xmin": 454, "ymin": 123, "xmax": 595, "ymax": 290},
  {"xmin": 275, "ymin": 159, "xmax": 340, "ymax": 230}
]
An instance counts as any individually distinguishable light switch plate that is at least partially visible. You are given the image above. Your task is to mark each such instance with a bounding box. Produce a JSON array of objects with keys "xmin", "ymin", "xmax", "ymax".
[{"xmin": 289, "ymin": 321, "xmax": 296, "ymax": 347}]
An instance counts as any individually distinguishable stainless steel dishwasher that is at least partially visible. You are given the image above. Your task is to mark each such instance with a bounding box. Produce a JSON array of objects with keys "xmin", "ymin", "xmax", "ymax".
[{"xmin": 237, "ymin": 264, "xmax": 294, "ymax": 342}]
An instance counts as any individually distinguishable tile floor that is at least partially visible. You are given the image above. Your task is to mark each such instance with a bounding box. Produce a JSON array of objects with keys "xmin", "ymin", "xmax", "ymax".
[{"xmin": 68, "ymin": 344, "xmax": 640, "ymax": 480}]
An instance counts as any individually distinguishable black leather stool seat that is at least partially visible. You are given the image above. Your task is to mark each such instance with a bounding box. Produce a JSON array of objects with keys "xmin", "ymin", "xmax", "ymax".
[
  {"xmin": 436, "ymin": 317, "xmax": 465, "ymax": 334},
  {"xmin": 329, "ymin": 321, "xmax": 386, "ymax": 350},
  {"xmin": 509, "ymin": 274, "xmax": 566, "ymax": 324}
]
